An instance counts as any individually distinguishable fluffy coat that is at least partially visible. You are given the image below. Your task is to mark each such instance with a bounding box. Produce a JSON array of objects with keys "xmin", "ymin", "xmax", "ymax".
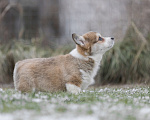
[{"xmin": 13, "ymin": 31, "xmax": 114, "ymax": 94}]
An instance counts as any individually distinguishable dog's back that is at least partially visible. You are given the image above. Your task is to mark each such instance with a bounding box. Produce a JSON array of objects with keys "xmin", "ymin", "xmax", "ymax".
[{"xmin": 14, "ymin": 55, "xmax": 82, "ymax": 92}]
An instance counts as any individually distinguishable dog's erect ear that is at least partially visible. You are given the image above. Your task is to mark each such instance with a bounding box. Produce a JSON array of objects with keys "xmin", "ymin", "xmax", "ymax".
[{"xmin": 72, "ymin": 33, "xmax": 85, "ymax": 46}]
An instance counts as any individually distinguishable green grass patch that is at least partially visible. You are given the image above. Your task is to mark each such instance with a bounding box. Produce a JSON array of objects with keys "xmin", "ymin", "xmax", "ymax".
[{"xmin": 0, "ymin": 87, "xmax": 150, "ymax": 120}]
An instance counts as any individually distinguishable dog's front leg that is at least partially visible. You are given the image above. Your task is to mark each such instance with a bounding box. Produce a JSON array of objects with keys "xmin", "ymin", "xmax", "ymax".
[{"xmin": 66, "ymin": 83, "xmax": 81, "ymax": 94}]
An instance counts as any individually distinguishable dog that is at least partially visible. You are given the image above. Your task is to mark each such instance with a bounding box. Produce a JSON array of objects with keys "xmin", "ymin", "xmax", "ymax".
[{"xmin": 13, "ymin": 31, "xmax": 114, "ymax": 94}]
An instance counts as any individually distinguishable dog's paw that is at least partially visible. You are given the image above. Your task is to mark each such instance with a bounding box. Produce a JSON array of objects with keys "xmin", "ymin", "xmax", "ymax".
[{"xmin": 66, "ymin": 83, "xmax": 81, "ymax": 94}]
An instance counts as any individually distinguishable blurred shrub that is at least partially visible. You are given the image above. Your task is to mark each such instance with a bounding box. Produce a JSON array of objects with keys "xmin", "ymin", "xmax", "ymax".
[
  {"xmin": 0, "ymin": 40, "xmax": 73, "ymax": 83},
  {"xmin": 0, "ymin": 26, "xmax": 150, "ymax": 85},
  {"xmin": 98, "ymin": 26, "xmax": 150, "ymax": 85}
]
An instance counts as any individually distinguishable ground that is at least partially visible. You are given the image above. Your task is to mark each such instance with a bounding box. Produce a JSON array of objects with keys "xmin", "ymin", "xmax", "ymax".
[{"xmin": 0, "ymin": 86, "xmax": 150, "ymax": 120}]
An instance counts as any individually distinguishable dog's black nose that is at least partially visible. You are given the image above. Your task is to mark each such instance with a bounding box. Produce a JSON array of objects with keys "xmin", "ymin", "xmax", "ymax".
[{"xmin": 111, "ymin": 37, "xmax": 114, "ymax": 40}]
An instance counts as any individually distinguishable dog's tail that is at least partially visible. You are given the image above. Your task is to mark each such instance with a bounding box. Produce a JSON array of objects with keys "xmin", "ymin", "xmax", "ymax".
[{"xmin": 13, "ymin": 62, "xmax": 19, "ymax": 90}]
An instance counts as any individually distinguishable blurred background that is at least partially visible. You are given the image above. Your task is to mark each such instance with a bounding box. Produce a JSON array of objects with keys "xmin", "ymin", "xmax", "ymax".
[{"xmin": 0, "ymin": 0, "xmax": 150, "ymax": 87}]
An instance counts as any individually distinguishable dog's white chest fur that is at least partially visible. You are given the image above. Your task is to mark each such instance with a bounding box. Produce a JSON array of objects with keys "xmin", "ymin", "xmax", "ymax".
[
  {"xmin": 70, "ymin": 49, "xmax": 102, "ymax": 90},
  {"xmin": 80, "ymin": 69, "xmax": 94, "ymax": 89},
  {"xmin": 80, "ymin": 55, "xmax": 102, "ymax": 89}
]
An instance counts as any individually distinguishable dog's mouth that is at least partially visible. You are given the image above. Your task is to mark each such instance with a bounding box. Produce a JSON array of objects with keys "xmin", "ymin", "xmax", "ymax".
[
  {"xmin": 108, "ymin": 43, "xmax": 114, "ymax": 49},
  {"xmin": 110, "ymin": 41, "xmax": 114, "ymax": 47}
]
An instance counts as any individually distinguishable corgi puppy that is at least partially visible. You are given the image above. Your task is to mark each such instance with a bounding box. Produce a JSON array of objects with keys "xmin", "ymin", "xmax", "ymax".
[{"xmin": 13, "ymin": 31, "xmax": 114, "ymax": 94}]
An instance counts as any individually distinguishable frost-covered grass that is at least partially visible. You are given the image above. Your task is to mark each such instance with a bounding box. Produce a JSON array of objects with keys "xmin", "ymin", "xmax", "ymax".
[{"xmin": 0, "ymin": 87, "xmax": 150, "ymax": 120}]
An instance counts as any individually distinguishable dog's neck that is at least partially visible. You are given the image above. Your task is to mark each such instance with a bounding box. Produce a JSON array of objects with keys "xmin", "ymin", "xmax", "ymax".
[
  {"xmin": 70, "ymin": 48, "xmax": 103, "ymax": 63},
  {"xmin": 70, "ymin": 48, "xmax": 103, "ymax": 85},
  {"xmin": 70, "ymin": 48, "xmax": 88, "ymax": 60}
]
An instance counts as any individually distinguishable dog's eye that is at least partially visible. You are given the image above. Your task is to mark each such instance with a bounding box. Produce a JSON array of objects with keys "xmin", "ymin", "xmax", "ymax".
[{"xmin": 99, "ymin": 37, "xmax": 103, "ymax": 41}]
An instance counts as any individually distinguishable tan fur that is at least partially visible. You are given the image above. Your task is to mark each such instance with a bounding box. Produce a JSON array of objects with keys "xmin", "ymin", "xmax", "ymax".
[
  {"xmin": 14, "ymin": 54, "xmax": 94, "ymax": 92},
  {"xmin": 14, "ymin": 31, "xmax": 114, "ymax": 93},
  {"xmin": 76, "ymin": 32, "xmax": 105, "ymax": 56},
  {"xmin": 77, "ymin": 32, "xmax": 97, "ymax": 56}
]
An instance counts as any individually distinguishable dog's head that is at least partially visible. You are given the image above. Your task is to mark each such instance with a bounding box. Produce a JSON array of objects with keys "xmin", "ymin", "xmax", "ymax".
[{"xmin": 72, "ymin": 31, "xmax": 114, "ymax": 56}]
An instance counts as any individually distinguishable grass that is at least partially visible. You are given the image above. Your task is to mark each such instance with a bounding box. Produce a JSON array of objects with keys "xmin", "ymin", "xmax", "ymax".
[{"xmin": 0, "ymin": 86, "xmax": 150, "ymax": 120}]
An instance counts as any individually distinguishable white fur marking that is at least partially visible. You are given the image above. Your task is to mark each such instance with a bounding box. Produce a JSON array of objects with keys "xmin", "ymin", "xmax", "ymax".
[
  {"xmin": 70, "ymin": 47, "xmax": 103, "ymax": 90},
  {"xmin": 90, "ymin": 54, "xmax": 103, "ymax": 78},
  {"xmin": 66, "ymin": 83, "xmax": 81, "ymax": 94},
  {"xmin": 13, "ymin": 63, "xmax": 18, "ymax": 90},
  {"xmin": 80, "ymin": 69, "xmax": 94, "ymax": 89},
  {"xmin": 70, "ymin": 48, "xmax": 88, "ymax": 60},
  {"xmin": 80, "ymin": 54, "xmax": 102, "ymax": 90}
]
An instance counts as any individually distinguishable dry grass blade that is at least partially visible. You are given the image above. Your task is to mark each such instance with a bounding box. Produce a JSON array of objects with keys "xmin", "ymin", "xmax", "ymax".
[{"xmin": 130, "ymin": 22, "xmax": 147, "ymax": 70}]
